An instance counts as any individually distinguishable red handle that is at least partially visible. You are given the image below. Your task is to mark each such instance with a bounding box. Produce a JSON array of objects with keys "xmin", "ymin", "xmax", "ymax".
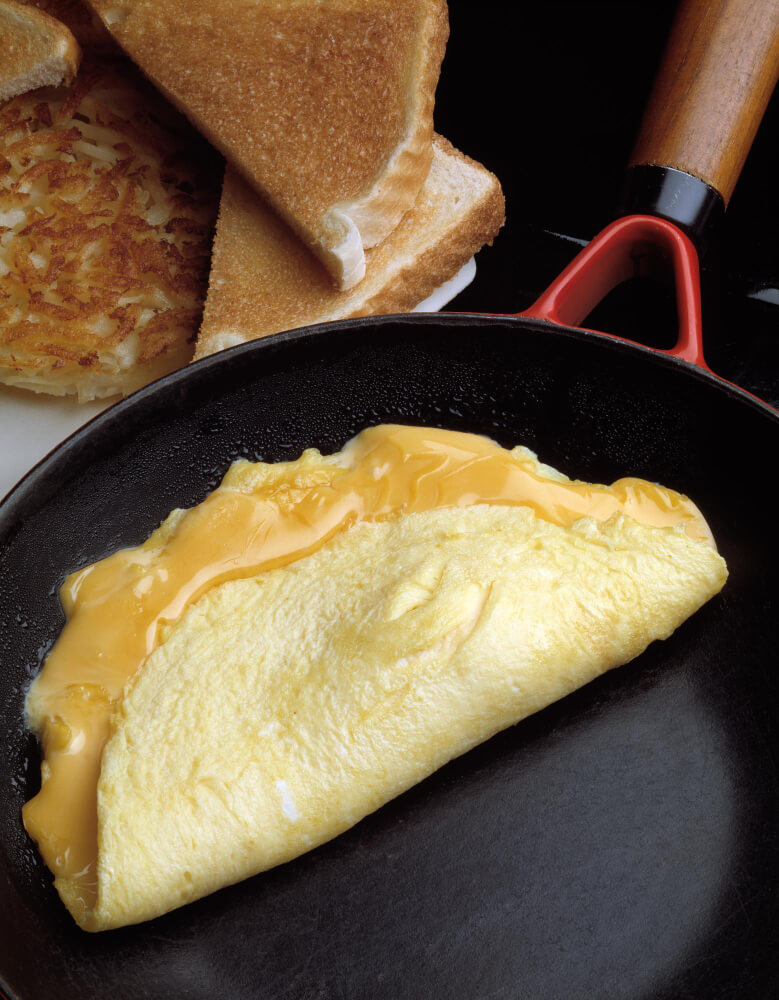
[{"xmin": 518, "ymin": 214, "xmax": 708, "ymax": 369}]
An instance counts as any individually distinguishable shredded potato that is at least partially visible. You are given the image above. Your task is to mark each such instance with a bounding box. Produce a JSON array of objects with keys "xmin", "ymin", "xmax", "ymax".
[{"xmin": 0, "ymin": 56, "xmax": 220, "ymax": 401}]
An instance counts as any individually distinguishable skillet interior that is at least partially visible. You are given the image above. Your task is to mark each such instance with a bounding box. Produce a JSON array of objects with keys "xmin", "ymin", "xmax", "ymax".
[{"xmin": 1, "ymin": 315, "xmax": 777, "ymax": 1000}]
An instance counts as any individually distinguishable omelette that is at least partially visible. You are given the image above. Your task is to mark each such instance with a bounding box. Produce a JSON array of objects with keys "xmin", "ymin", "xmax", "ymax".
[{"xmin": 22, "ymin": 424, "xmax": 727, "ymax": 931}]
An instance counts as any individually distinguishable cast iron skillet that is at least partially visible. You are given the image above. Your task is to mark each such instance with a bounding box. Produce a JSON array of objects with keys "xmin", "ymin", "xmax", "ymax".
[
  {"xmin": 2, "ymin": 1, "xmax": 779, "ymax": 997},
  {"xmin": 1, "ymin": 315, "xmax": 778, "ymax": 1000}
]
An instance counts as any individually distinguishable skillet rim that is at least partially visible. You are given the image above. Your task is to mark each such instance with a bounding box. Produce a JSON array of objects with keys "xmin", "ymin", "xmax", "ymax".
[
  {"xmin": 0, "ymin": 311, "xmax": 777, "ymax": 523},
  {"xmin": 1, "ymin": 310, "xmax": 777, "ymax": 1000}
]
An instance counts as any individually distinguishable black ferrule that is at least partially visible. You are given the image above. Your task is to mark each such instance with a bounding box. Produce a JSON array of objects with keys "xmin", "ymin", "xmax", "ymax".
[{"xmin": 619, "ymin": 165, "xmax": 725, "ymax": 252}]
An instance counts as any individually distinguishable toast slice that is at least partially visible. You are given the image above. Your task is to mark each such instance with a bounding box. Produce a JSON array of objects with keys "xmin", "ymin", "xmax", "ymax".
[
  {"xmin": 0, "ymin": 0, "xmax": 81, "ymax": 103},
  {"xmin": 83, "ymin": 0, "xmax": 449, "ymax": 289},
  {"xmin": 0, "ymin": 56, "xmax": 220, "ymax": 400},
  {"xmin": 195, "ymin": 136, "xmax": 505, "ymax": 360}
]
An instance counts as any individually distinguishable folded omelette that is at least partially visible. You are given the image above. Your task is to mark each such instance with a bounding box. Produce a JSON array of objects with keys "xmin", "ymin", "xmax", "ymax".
[{"xmin": 23, "ymin": 425, "xmax": 727, "ymax": 931}]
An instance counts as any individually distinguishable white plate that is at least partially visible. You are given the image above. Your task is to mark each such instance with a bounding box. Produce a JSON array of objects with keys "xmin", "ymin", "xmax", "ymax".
[{"xmin": 0, "ymin": 259, "xmax": 477, "ymax": 501}]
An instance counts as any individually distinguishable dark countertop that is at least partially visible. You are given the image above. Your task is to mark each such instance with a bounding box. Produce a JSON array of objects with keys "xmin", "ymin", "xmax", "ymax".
[{"xmin": 436, "ymin": 0, "xmax": 778, "ymax": 407}]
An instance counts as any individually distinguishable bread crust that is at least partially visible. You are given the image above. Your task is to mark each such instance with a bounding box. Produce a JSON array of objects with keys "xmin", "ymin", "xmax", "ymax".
[
  {"xmin": 195, "ymin": 135, "xmax": 505, "ymax": 360},
  {"xmin": 0, "ymin": 0, "xmax": 81, "ymax": 102},
  {"xmin": 20, "ymin": 0, "xmax": 117, "ymax": 49},
  {"xmin": 324, "ymin": 0, "xmax": 449, "ymax": 246},
  {"xmin": 83, "ymin": 0, "xmax": 448, "ymax": 288},
  {"xmin": 350, "ymin": 137, "xmax": 505, "ymax": 319}
]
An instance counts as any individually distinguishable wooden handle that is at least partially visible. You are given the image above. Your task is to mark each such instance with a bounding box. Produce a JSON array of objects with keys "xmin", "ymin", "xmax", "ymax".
[{"xmin": 629, "ymin": 0, "xmax": 779, "ymax": 205}]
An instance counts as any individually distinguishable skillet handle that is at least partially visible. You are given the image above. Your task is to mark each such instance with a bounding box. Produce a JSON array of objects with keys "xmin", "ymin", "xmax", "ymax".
[
  {"xmin": 519, "ymin": 215, "xmax": 707, "ymax": 367},
  {"xmin": 621, "ymin": 0, "xmax": 779, "ymax": 245},
  {"xmin": 519, "ymin": 0, "xmax": 779, "ymax": 373}
]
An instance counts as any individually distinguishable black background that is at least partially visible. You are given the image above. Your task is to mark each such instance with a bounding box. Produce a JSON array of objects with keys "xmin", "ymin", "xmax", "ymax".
[{"xmin": 435, "ymin": 0, "xmax": 779, "ymax": 406}]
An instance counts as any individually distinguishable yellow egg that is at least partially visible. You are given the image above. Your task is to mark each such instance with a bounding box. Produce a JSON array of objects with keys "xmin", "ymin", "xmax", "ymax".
[{"xmin": 23, "ymin": 425, "xmax": 727, "ymax": 931}]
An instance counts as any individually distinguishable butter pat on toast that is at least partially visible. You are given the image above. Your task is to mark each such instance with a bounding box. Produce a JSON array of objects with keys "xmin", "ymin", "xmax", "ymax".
[
  {"xmin": 195, "ymin": 136, "xmax": 504, "ymax": 359},
  {"xmin": 83, "ymin": 0, "xmax": 449, "ymax": 289},
  {"xmin": 0, "ymin": 0, "xmax": 81, "ymax": 103}
]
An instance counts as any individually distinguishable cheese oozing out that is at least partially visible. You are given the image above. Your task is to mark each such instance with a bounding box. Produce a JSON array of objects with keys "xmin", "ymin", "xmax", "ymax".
[{"xmin": 22, "ymin": 424, "xmax": 715, "ymax": 926}]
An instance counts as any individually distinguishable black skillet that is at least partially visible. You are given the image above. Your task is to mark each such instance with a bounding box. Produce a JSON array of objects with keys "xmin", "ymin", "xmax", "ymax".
[{"xmin": 2, "ymin": 1, "xmax": 778, "ymax": 998}]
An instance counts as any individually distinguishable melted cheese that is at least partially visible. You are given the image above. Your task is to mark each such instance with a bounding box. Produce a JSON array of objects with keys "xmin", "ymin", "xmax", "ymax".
[{"xmin": 23, "ymin": 424, "xmax": 714, "ymax": 926}]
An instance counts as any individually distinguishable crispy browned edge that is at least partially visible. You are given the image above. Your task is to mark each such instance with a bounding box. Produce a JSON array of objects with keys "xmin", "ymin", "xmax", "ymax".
[
  {"xmin": 1, "ymin": 54, "xmax": 220, "ymax": 396},
  {"xmin": 23, "ymin": 0, "xmax": 116, "ymax": 49},
  {"xmin": 0, "ymin": 0, "xmax": 81, "ymax": 88}
]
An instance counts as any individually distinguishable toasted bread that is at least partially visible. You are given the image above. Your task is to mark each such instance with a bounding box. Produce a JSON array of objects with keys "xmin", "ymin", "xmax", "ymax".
[
  {"xmin": 83, "ymin": 0, "xmax": 449, "ymax": 289},
  {"xmin": 0, "ymin": 56, "xmax": 220, "ymax": 400},
  {"xmin": 195, "ymin": 136, "xmax": 504, "ymax": 360},
  {"xmin": 0, "ymin": 0, "xmax": 81, "ymax": 103},
  {"xmin": 21, "ymin": 0, "xmax": 115, "ymax": 49}
]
